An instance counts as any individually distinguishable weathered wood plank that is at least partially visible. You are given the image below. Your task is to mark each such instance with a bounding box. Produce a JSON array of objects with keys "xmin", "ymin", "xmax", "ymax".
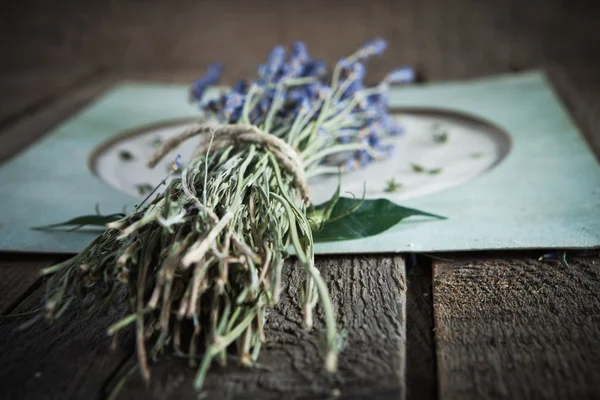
[
  {"xmin": 0, "ymin": 74, "xmax": 112, "ymax": 164},
  {"xmin": 0, "ymin": 66, "xmax": 101, "ymax": 132},
  {"xmin": 432, "ymin": 255, "xmax": 600, "ymax": 400},
  {"xmin": 0, "ymin": 254, "xmax": 66, "ymax": 314},
  {"xmin": 0, "ymin": 284, "xmax": 133, "ymax": 400},
  {"xmin": 107, "ymin": 255, "xmax": 407, "ymax": 399}
]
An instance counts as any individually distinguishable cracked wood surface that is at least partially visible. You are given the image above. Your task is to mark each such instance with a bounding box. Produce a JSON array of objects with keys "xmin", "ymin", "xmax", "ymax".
[
  {"xmin": 108, "ymin": 256, "xmax": 407, "ymax": 400},
  {"xmin": 0, "ymin": 285, "xmax": 133, "ymax": 400}
]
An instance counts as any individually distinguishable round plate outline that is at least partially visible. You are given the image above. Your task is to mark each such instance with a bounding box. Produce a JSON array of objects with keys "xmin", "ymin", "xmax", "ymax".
[{"xmin": 88, "ymin": 108, "xmax": 512, "ymax": 199}]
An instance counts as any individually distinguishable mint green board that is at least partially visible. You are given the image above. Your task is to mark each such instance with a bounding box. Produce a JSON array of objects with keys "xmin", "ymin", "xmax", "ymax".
[{"xmin": 0, "ymin": 71, "xmax": 598, "ymax": 254}]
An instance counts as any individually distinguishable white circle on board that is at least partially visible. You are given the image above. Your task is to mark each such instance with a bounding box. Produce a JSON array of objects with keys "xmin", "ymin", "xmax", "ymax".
[{"xmin": 89, "ymin": 109, "xmax": 510, "ymax": 203}]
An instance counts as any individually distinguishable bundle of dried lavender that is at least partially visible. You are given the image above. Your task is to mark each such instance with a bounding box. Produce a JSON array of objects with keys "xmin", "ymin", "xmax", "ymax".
[{"xmin": 38, "ymin": 39, "xmax": 414, "ymax": 393}]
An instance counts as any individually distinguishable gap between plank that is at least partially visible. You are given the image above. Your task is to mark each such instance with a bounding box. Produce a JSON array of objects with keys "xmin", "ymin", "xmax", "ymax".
[{"xmin": 405, "ymin": 253, "xmax": 438, "ymax": 400}]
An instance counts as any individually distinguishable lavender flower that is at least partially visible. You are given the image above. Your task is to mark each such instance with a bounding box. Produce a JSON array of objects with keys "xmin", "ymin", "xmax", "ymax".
[
  {"xmin": 305, "ymin": 82, "xmax": 323, "ymax": 99},
  {"xmin": 342, "ymin": 158, "xmax": 359, "ymax": 172},
  {"xmin": 291, "ymin": 41, "xmax": 310, "ymax": 64},
  {"xmin": 287, "ymin": 88, "xmax": 306, "ymax": 103},
  {"xmin": 299, "ymin": 97, "xmax": 311, "ymax": 113},
  {"xmin": 280, "ymin": 61, "xmax": 304, "ymax": 80},
  {"xmin": 233, "ymin": 79, "xmax": 248, "ymax": 93},
  {"xmin": 385, "ymin": 67, "xmax": 415, "ymax": 84},
  {"xmin": 342, "ymin": 62, "xmax": 366, "ymax": 98},
  {"xmin": 357, "ymin": 149, "xmax": 373, "ymax": 167},
  {"xmin": 193, "ymin": 39, "xmax": 413, "ymax": 174},
  {"xmin": 259, "ymin": 46, "xmax": 286, "ymax": 81},
  {"xmin": 224, "ymin": 92, "xmax": 244, "ymax": 115},
  {"xmin": 382, "ymin": 115, "xmax": 405, "ymax": 136},
  {"xmin": 338, "ymin": 135, "xmax": 351, "ymax": 144},
  {"xmin": 190, "ymin": 63, "xmax": 223, "ymax": 101},
  {"xmin": 350, "ymin": 38, "xmax": 388, "ymax": 61},
  {"xmin": 303, "ymin": 60, "xmax": 327, "ymax": 78},
  {"xmin": 171, "ymin": 154, "xmax": 182, "ymax": 172}
]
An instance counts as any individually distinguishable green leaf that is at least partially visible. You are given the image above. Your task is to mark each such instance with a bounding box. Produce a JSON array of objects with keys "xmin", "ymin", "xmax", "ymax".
[
  {"xmin": 411, "ymin": 163, "xmax": 425, "ymax": 172},
  {"xmin": 119, "ymin": 150, "xmax": 134, "ymax": 161},
  {"xmin": 136, "ymin": 183, "xmax": 154, "ymax": 195},
  {"xmin": 32, "ymin": 214, "xmax": 125, "ymax": 231},
  {"xmin": 312, "ymin": 197, "xmax": 445, "ymax": 243},
  {"xmin": 384, "ymin": 178, "xmax": 402, "ymax": 193}
]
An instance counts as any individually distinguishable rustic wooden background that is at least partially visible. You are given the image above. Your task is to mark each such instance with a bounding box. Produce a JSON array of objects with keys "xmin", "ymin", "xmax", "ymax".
[{"xmin": 0, "ymin": 1, "xmax": 599, "ymax": 399}]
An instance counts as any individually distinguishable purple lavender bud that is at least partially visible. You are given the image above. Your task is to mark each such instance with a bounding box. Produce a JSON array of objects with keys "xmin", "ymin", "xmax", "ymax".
[
  {"xmin": 342, "ymin": 158, "xmax": 358, "ymax": 173},
  {"xmin": 305, "ymin": 82, "xmax": 321, "ymax": 98},
  {"xmin": 224, "ymin": 92, "xmax": 244, "ymax": 113},
  {"xmin": 360, "ymin": 93, "xmax": 382, "ymax": 114},
  {"xmin": 385, "ymin": 67, "xmax": 415, "ymax": 84},
  {"xmin": 190, "ymin": 62, "xmax": 223, "ymax": 101},
  {"xmin": 291, "ymin": 41, "xmax": 310, "ymax": 63},
  {"xmin": 357, "ymin": 149, "xmax": 373, "ymax": 167},
  {"xmin": 343, "ymin": 80, "xmax": 363, "ymax": 99},
  {"xmin": 370, "ymin": 95, "xmax": 387, "ymax": 118},
  {"xmin": 383, "ymin": 144, "xmax": 395, "ymax": 158},
  {"xmin": 303, "ymin": 60, "xmax": 327, "ymax": 78},
  {"xmin": 229, "ymin": 108, "xmax": 242, "ymax": 123},
  {"xmin": 371, "ymin": 121, "xmax": 385, "ymax": 135},
  {"xmin": 338, "ymin": 135, "xmax": 351, "ymax": 144},
  {"xmin": 287, "ymin": 88, "xmax": 305, "ymax": 103},
  {"xmin": 350, "ymin": 62, "xmax": 366, "ymax": 80},
  {"xmin": 205, "ymin": 99, "xmax": 221, "ymax": 113},
  {"xmin": 233, "ymin": 79, "xmax": 248, "ymax": 93},
  {"xmin": 250, "ymin": 108, "xmax": 261, "ymax": 123},
  {"xmin": 382, "ymin": 115, "xmax": 405, "ymax": 136},
  {"xmin": 280, "ymin": 61, "xmax": 303, "ymax": 80},
  {"xmin": 367, "ymin": 132, "xmax": 381, "ymax": 148},
  {"xmin": 172, "ymin": 154, "xmax": 182, "ymax": 171},
  {"xmin": 357, "ymin": 38, "xmax": 388, "ymax": 59},
  {"xmin": 299, "ymin": 97, "xmax": 311, "ymax": 113},
  {"xmin": 252, "ymin": 78, "xmax": 267, "ymax": 90},
  {"xmin": 190, "ymin": 79, "xmax": 209, "ymax": 101},
  {"xmin": 389, "ymin": 124, "xmax": 405, "ymax": 136},
  {"xmin": 268, "ymin": 46, "xmax": 286, "ymax": 68},
  {"xmin": 339, "ymin": 62, "xmax": 366, "ymax": 99},
  {"xmin": 205, "ymin": 63, "xmax": 224, "ymax": 80},
  {"xmin": 260, "ymin": 46, "xmax": 286, "ymax": 80},
  {"xmin": 259, "ymin": 96, "xmax": 271, "ymax": 113},
  {"xmin": 357, "ymin": 95, "xmax": 370, "ymax": 110},
  {"xmin": 337, "ymin": 58, "xmax": 351, "ymax": 69},
  {"xmin": 273, "ymin": 88, "xmax": 286, "ymax": 104}
]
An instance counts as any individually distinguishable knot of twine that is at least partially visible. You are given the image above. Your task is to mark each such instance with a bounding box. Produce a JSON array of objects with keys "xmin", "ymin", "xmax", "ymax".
[{"xmin": 147, "ymin": 123, "xmax": 311, "ymax": 204}]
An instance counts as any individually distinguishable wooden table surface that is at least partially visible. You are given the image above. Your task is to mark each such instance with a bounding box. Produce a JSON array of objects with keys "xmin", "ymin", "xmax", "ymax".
[{"xmin": 0, "ymin": 1, "xmax": 599, "ymax": 399}]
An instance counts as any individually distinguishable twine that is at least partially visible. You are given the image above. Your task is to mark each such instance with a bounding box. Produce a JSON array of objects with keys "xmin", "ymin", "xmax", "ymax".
[{"xmin": 147, "ymin": 123, "xmax": 311, "ymax": 204}]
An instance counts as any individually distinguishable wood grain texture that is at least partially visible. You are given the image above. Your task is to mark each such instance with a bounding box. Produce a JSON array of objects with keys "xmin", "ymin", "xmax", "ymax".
[
  {"xmin": 0, "ymin": 254, "xmax": 66, "ymax": 314},
  {"xmin": 107, "ymin": 255, "xmax": 407, "ymax": 400},
  {"xmin": 0, "ymin": 285, "xmax": 133, "ymax": 400},
  {"xmin": 0, "ymin": 66, "xmax": 101, "ymax": 132},
  {"xmin": 0, "ymin": 74, "xmax": 114, "ymax": 165},
  {"xmin": 433, "ymin": 255, "xmax": 600, "ymax": 400}
]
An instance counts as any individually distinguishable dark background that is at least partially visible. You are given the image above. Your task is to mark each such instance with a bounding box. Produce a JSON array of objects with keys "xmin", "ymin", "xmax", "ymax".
[{"xmin": 1, "ymin": 0, "xmax": 599, "ymax": 151}]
